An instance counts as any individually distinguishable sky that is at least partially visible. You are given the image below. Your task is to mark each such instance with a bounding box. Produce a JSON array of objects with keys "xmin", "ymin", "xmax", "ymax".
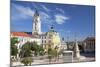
[{"xmin": 10, "ymin": 1, "xmax": 95, "ymax": 41}]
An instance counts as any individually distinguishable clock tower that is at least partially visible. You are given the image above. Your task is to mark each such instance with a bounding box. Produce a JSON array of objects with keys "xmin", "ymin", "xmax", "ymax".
[{"xmin": 32, "ymin": 9, "xmax": 41, "ymax": 36}]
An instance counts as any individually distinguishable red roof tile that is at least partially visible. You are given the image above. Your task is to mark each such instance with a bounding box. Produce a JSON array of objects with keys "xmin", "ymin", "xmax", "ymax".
[{"xmin": 11, "ymin": 32, "xmax": 31, "ymax": 37}]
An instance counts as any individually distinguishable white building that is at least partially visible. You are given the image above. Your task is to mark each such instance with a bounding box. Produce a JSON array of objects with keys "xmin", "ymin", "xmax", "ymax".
[
  {"xmin": 11, "ymin": 32, "xmax": 41, "ymax": 49},
  {"xmin": 61, "ymin": 38, "xmax": 67, "ymax": 50},
  {"xmin": 32, "ymin": 10, "xmax": 41, "ymax": 35},
  {"xmin": 11, "ymin": 9, "xmax": 61, "ymax": 51}
]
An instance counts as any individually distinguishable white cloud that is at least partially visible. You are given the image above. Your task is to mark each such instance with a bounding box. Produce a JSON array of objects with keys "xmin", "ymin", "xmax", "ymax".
[
  {"xmin": 11, "ymin": 3, "xmax": 35, "ymax": 20},
  {"xmin": 39, "ymin": 11, "xmax": 53, "ymax": 25},
  {"xmin": 56, "ymin": 8, "xmax": 65, "ymax": 14},
  {"xmin": 55, "ymin": 14, "xmax": 69, "ymax": 24},
  {"xmin": 40, "ymin": 11, "xmax": 50, "ymax": 19},
  {"xmin": 11, "ymin": 13, "xmax": 28, "ymax": 20},
  {"xmin": 11, "ymin": 3, "xmax": 69, "ymax": 25},
  {"xmin": 41, "ymin": 5, "xmax": 50, "ymax": 12}
]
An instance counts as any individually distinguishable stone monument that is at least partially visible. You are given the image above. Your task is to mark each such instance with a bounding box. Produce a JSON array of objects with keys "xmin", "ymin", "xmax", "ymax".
[{"xmin": 73, "ymin": 41, "xmax": 80, "ymax": 59}]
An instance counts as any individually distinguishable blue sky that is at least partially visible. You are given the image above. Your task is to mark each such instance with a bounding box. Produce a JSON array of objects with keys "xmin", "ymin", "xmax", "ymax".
[{"xmin": 11, "ymin": 1, "xmax": 95, "ymax": 41}]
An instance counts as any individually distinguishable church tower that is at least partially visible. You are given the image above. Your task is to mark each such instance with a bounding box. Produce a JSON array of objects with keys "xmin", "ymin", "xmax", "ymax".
[{"xmin": 32, "ymin": 9, "xmax": 41, "ymax": 36}]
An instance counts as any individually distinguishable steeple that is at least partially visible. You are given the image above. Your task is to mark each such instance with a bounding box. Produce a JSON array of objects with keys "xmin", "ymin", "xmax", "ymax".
[
  {"xmin": 32, "ymin": 9, "xmax": 41, "ymax": 36},
  {"xmin": 34, "ymin": 9, "xmax": 39, "ymax": 17}
]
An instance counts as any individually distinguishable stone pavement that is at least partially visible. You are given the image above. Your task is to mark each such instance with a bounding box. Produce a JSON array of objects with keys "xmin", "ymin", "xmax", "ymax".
[{"xmin": 11, "ymin": 56, "xmax": 95, "ymax": 66}]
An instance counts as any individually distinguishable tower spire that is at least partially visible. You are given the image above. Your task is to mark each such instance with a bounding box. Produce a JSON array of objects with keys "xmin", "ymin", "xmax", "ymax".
[
  {"xmin": 32, "ymin": 9, "xmax": 41, "ymax": 36},
  {"xmin": 34, "ymin": 8, "xmax": 39, "ymax": 16}
]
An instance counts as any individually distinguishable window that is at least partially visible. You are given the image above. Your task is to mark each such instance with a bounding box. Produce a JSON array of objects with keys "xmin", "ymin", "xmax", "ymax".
[
  {"xmin": 42, "ymin": 40, "xmax": 43, "ymax": 43},
  {"xmin": 45, "ymin": 40, "xmax": 46, "ymax": 43},
  {"xmin": 49, "ymin": 40, "xmax": 51, "ymax": 43},
  {"xmin": 45, "ymin": 36, "xmax": 46, "ymax": 39},
  {"xmin": 41, "ymin": 36, "xmax": 43, "ymax": 39}
]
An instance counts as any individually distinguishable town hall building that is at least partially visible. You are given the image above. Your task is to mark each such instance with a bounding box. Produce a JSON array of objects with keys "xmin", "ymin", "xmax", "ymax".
[{"xmin": 11, "ymin": 9, "xmax": 61, "ymax": 51}]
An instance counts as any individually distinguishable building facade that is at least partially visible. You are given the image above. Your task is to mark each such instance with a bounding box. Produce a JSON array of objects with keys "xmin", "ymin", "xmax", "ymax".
[
  {"xmin": 11, "ymin": 32, "xmax": 41, "ymax": 49},
  {"xmin": 11, "ymin": 9, "xmax": 61, "ymax": 52},
  {"xmin": 40, "ymin": 25, "xmax": 61, "ymax": 52},
  {"xmin": 83, "ymin": 37, "xmax": 95, "ymax": 52}
]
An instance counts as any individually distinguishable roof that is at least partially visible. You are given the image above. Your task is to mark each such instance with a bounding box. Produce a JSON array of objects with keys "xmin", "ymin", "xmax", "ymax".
[
  {"xmin": 11, "ymin": 32, "xmax": 32, "ymax": 37},
  {"xmin": 84, "ymin": 37, "xmax": 95, "ymax": 41}
]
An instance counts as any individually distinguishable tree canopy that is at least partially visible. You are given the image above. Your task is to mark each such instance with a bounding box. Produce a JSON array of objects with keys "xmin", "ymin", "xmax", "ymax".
[{"xmin": 11, "ymin": 37, "xmax": 18, "ymax": 56}]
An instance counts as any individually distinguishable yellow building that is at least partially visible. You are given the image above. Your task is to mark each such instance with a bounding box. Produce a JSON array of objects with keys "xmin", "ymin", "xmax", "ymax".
[{"xmin": 41, "ymin": 25, "xmax": 61, "ymax": 52}]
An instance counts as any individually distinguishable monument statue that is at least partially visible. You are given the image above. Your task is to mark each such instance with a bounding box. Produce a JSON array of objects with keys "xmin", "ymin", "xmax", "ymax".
[{"xmin": 73, "ymin": 41, "xmax": 80, "ymax": 59}]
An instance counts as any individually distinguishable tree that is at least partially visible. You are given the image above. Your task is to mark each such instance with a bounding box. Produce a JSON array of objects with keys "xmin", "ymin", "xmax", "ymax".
[
  {"xmin": 38, "ymin": 45, "xmax": 44, "ymax": 56},
  {"xmin": 30, "ymin": 42, "xmax": 39, "ymax": 56},
  {"xmin": 54, "ymin": 46, "xmax": 61, "ymax": 61},
  {"xmin": 19, "ymin": 42, "xmax": 33, "ymax": 66},
  {"xmin": 48, "ymin": 48, "xmax": 53, "ymax": 63},
  {"xmin": 30, "ymin": 42, "xmax": 44, "ymax": 56},
  {"xmin": 19, "ymin": 42, "xmax": 45, "ymax": 65},
  {"xmin": 11, "ymin": 37, "xmax": 19, "ymax": 61},
  {"xmin": 52, "ymin": 49, "xmax": 58, "ymax": 61},
  {"xmin": 21, "ymin": 57, "xmax": 33, "ymax": 66},
  {"xmin": 11, "ymin": 44, "xmax": 18, "ymax": 56},
  {"xmin": 47, "ymin": 45, "xmax": 61, "ymax": 63},
  {"xmin": 11, "ymin": 37, "xmax": 19, "ymax": 45}
]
